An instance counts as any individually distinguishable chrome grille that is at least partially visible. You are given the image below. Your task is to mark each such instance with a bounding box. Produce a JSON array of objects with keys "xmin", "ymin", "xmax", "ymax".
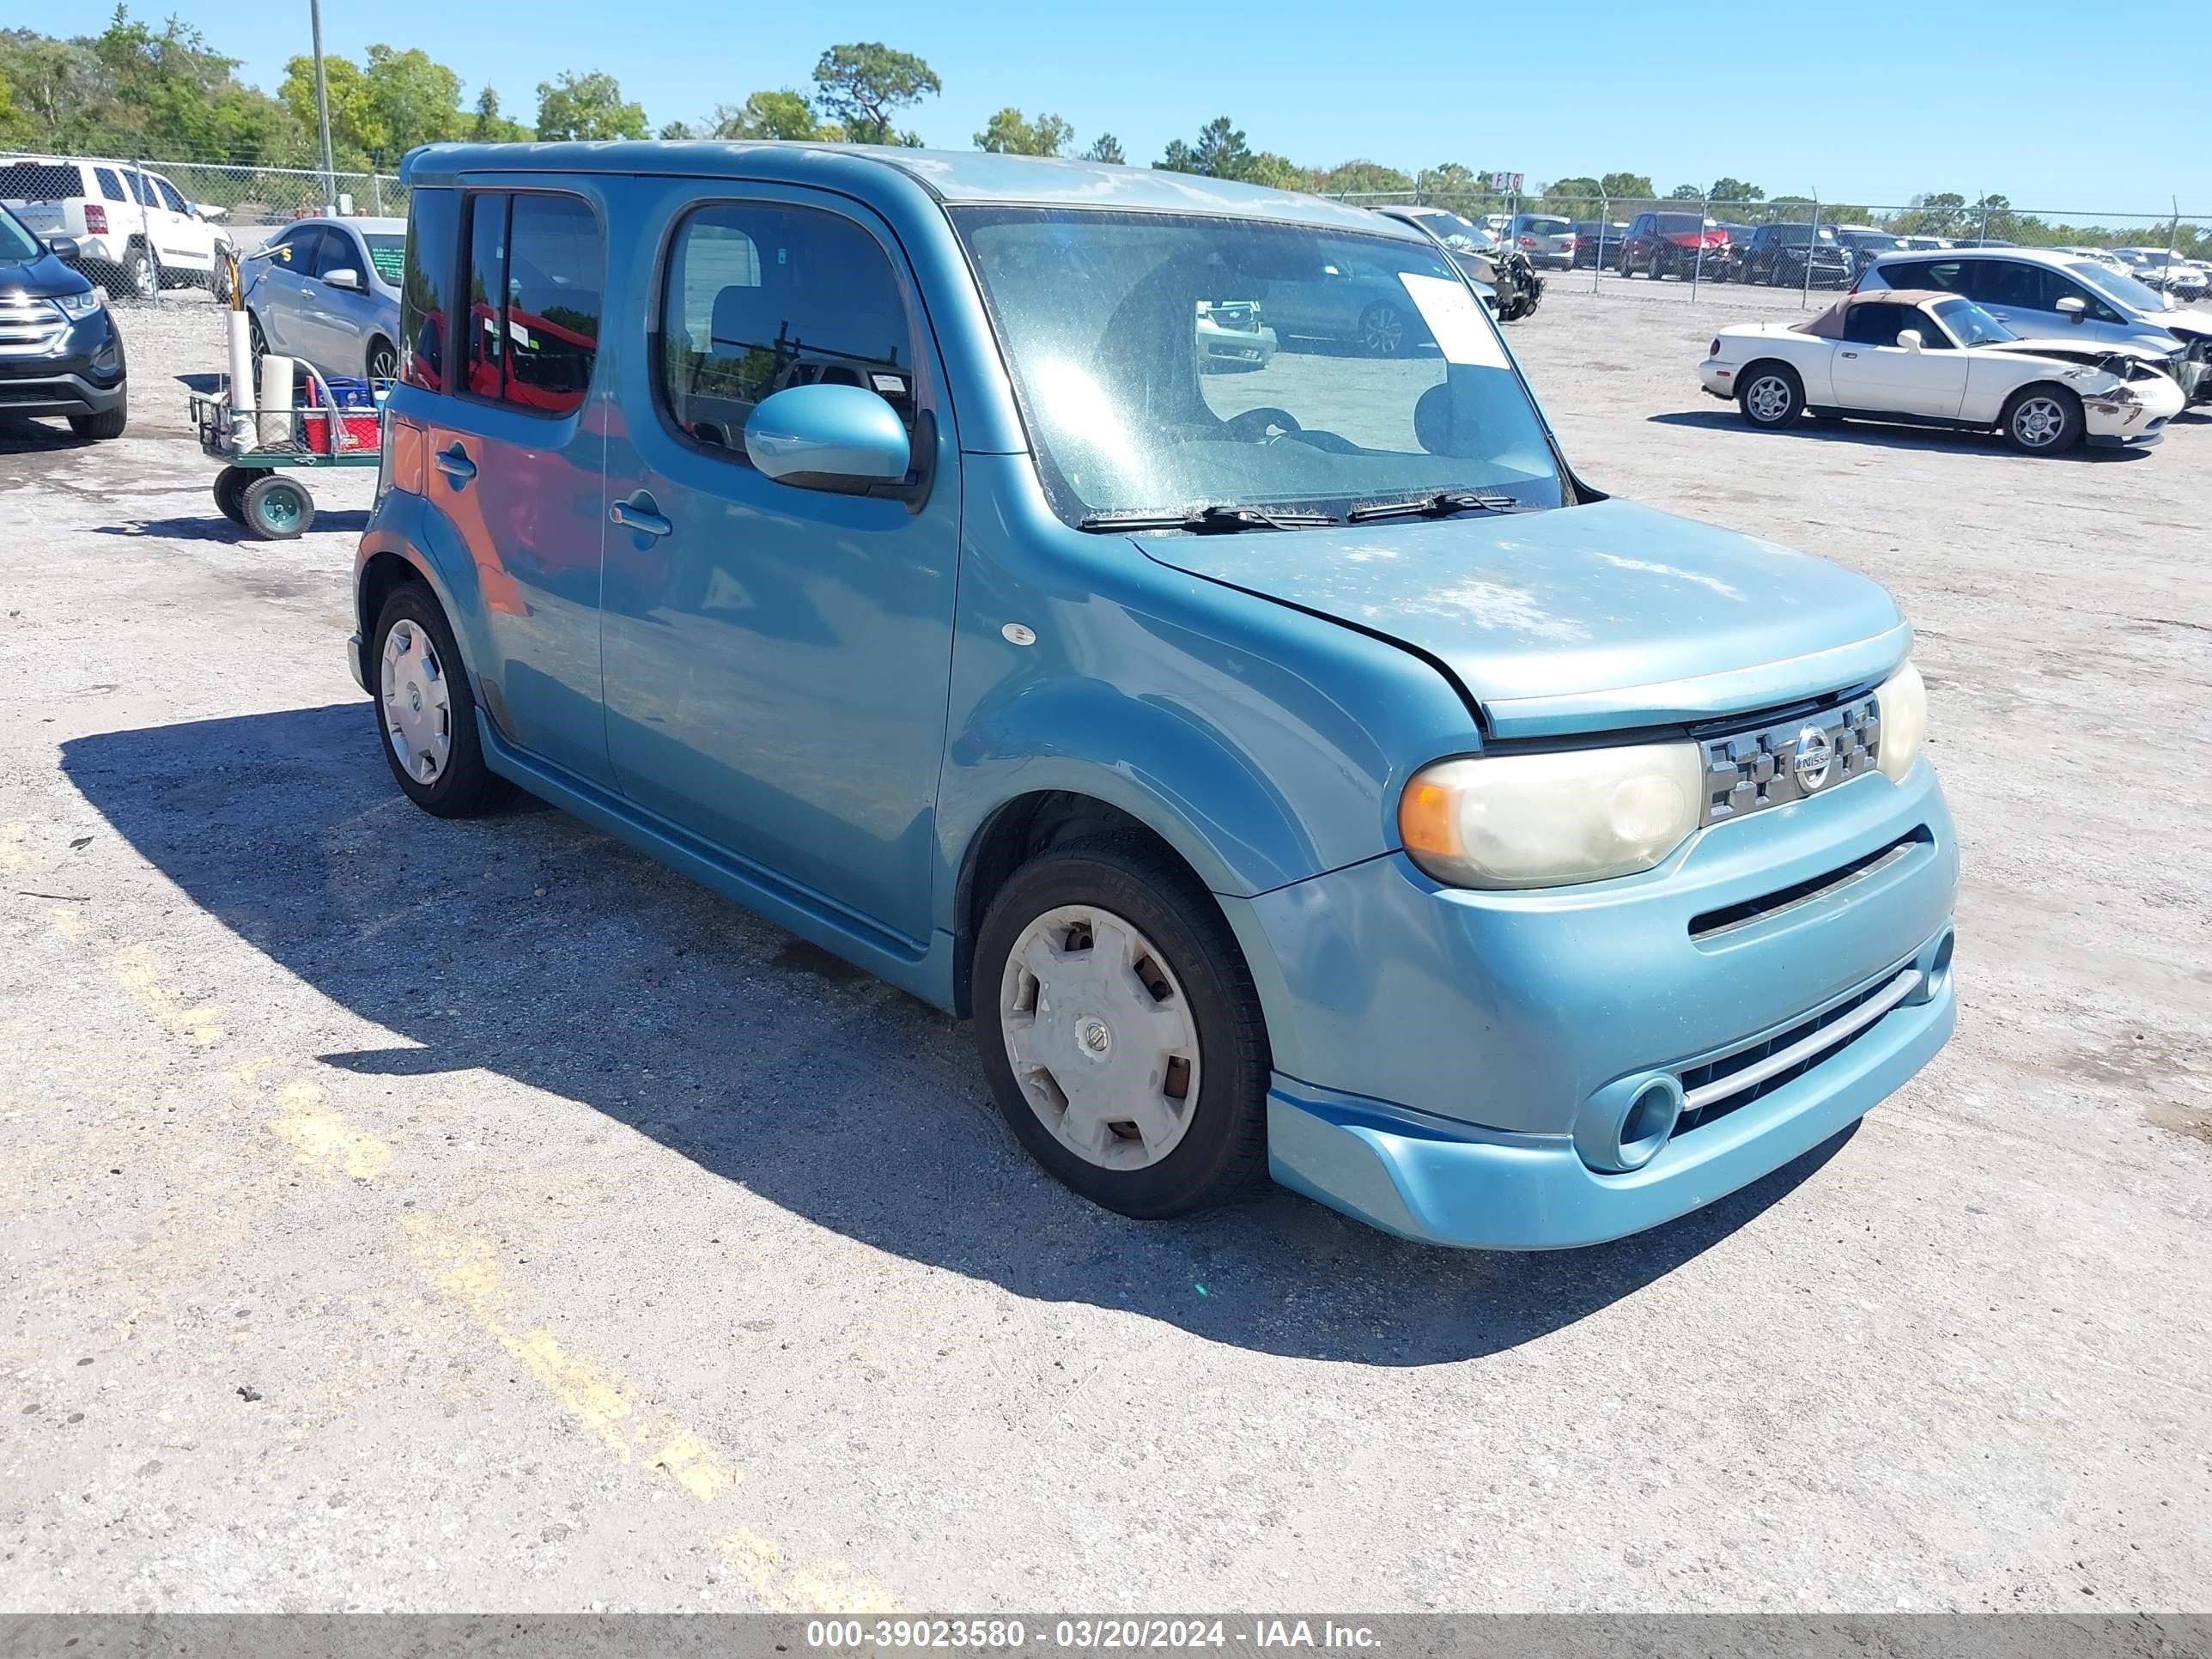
[
  {"xmin": 1673, "ymin": 964, "xmax": 1919, "ymax": 1134},
  {"xmin": 0, "ymin": 292, "xmax": 64, "ymax": 349},
  {"xmin": 1699, "ymin": 692, "xmax": 1881, "ymax": 826}
]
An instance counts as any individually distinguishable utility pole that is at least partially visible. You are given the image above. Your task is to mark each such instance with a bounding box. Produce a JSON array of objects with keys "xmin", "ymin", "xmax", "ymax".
[{"xmin": 310, "ymin": 0, "xmax": 337, "ymax": 212}]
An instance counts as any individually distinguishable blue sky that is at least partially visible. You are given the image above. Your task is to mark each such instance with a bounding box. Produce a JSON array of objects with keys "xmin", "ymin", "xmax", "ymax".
[{"xmin": 45, "ymin": 0, "xmax": 2212, "ymax": 210}]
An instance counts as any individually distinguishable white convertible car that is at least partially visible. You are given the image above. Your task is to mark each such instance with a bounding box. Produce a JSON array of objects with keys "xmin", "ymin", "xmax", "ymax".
[{"xmin": 1699, "ymin": 289, "xmax": 2183, "ymax": 454}]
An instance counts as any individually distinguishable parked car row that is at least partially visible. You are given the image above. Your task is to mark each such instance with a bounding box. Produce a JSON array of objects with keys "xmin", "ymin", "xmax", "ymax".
[{"xmin": 0, "ymin": 153, "xmax": 231, "ymax": 299}]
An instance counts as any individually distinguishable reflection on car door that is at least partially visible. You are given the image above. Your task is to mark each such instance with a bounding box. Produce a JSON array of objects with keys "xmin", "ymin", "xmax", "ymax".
[
  {"xmin": 424, "ymin": 188, "xmax": 616, "ymax": 789},
  {"xmin": 597, "ymin": 183, "xmax": 961, "ymax": 947},
  {"xmin": 257, "ymin": 226, "xmax": 325, "ymax": 358},
  {"xmin": 1831, "ymin": 306, "xmax": 1967, "ymax": 417},
  {"xmin": 307, "ymin": 224, "xmax": 378, "ymax": 374}
]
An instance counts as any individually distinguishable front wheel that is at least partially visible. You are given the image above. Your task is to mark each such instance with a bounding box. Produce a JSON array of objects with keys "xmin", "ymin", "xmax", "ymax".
[
  {"xmin": 2002, "ymin": 386, "xmax": 2083, "ymax": 454},
  {"xmin": 974, "ymin": 839, "xmax": 1270, "ymax": 1219},
  {"xmin": 1357, "ymin": 300, "xmax": 1411, "ymax": 356},
  {"xmin": 1738, "ymin": 364, "xmax": 1804, "ymax": 428},
  {"xmin": 366, "ymin": 336, "xmax": 398, "ymax": 382},
  {"xmin": 68, "ymin": 392, "xmax": 128, "ymax": 441}
]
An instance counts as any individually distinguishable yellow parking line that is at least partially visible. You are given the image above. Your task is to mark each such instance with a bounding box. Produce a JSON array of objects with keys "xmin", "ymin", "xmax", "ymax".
[{"xmin": 268, "ymin": 1079, "xmax": 392, "ymax": 1181}]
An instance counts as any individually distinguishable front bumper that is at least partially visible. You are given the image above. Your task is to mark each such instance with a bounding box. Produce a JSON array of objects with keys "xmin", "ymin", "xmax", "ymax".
[
  {"xmin": 1226, "ymin": 761, "xmax": 1960, "ymax": 1248},
  {"xmin": 0, "ymin": 310, "xmax": 127, "ymax": 417},
  {"xmin": 1197, "ymin": 321, "xmax": 1277, "ymax": 372}
]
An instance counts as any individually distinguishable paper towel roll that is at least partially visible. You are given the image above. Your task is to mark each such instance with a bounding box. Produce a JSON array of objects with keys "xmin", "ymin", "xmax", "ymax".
[{"xmin": 257, "ymin": 354, "xmax": 294, "ymax": 450}]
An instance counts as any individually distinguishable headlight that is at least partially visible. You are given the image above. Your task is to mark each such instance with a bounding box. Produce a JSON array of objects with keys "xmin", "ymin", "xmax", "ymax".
[
  {"xmin": 53, "ymin": 289, "xmax": 103, "ymax": 319},
  {"xmin": 1875, "ymin": 659, "xmax": 1928, "ymax": 784},
  {"xmin": 1400, "ymin": 742, "xmax": 1703, "ymax": 890}
]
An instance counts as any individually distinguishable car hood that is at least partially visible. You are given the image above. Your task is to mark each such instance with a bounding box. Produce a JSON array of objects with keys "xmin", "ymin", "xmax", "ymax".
[
  {"xmin": 2144, "ymin": 307, "xmax": 2212, "ymax": 341},
  {"xmin": 0, "ymin": 249, "xmax": 93, "ymax": 298},
  {"xmin": 1138, "ymin": 499, "xmax": 1911, "ymax": 738}
]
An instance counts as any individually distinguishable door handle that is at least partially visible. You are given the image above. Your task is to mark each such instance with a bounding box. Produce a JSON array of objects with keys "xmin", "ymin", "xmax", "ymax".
[
  {"xmin": 610, "ymin": 495, "xmax": 672, "ymax": 538},
  {"xmin": 434, "ymin": 445, "xmax": 476, "ymax": 483},
  {"xmin": 1840, "ymin": 350, "xmax": 1858, "ymax": 358}
]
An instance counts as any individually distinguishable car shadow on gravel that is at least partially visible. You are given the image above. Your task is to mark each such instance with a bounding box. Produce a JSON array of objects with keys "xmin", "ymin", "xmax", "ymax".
[
  {"xmin": 60, "ymin": 703, "xmax": 1853, "ymax": 1365},
  {"xmin": 1645, "ymin": 409, "xmax": 2154, "ymax": 461},
  {"xmin": 0, "ymin": 418, "xmax": 95, "ymax": 454},
  {"xmin": 90, "ymin": 509, "xmax": 373, "ymax": 543}
]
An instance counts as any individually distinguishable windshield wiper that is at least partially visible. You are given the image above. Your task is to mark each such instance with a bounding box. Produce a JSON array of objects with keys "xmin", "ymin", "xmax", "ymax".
[
  {"xmin": 1345, "ymin": 490, "xmax": 1524, "ymax": 524},
  {"xmin": 1076, "ymin": 504, "xmax": 1339, "ymax": 534}
]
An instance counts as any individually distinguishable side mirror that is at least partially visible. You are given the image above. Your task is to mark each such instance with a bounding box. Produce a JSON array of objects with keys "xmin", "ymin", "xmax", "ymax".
[
  {"xmin": 46, "ymin": 235, "xmax": 81, "ymax": 264},
  {"xmin": 323, "ymin": 267, "xmax": 364, "ymax": 292},
  {"xmin": 2057, "ymin": 295, "xmax": 2087, "ymax": 324},
  {"xmin": 1898, "ymin": 329, "xmax": 1924, "ymax": 353},
  {"xmin": 744, "ymin": 384, "xmax": 910, "ymax": 490}
]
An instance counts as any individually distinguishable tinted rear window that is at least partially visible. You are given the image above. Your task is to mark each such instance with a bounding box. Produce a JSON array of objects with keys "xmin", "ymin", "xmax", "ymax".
[
  {"xmin": 1521, "ymin": 216, "xmax": 1570, "ymax": 234},
  {"xmin": 94, "ymin": 167, "xmax": 125, "ymax": 202},
  {"xmin": 1656, "ymin": 214, "xmax": 1706, "ymax": 232},
  {"xmin": 0, "ymin": 161, "xmax": 83, "ymax": 202},
  {"xmin": 400, "ymin": 187, "xmax": 459, "ymax": 392}
]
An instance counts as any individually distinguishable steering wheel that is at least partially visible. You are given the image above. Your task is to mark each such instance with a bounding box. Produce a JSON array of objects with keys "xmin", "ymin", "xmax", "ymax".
[{"xmin": 1221, "ymin": 405, "xmax": 1302, "ymax": 443}]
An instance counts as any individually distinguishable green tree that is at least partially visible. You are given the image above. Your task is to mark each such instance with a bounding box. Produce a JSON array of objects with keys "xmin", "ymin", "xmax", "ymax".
[
  {"xmin": 1544, "ymin": 174, "xmax": 1603, "ymax": 210},
  {"xmin": 283, "ymin": 43, "xmax": 468, "ymax": 164},
  {"xmin": 1666, "ymin": 183, "xmax": 1704, "ymax": 200},
  {"xmin": 1314, "ymin": 159, "xmax": 1413, "ymax": 196},
  {"xmin": 1193, "ymin": 117, "xmax": 1251, "ymax": 179},
  {"xmin": 1425, "ymin": 161, "xmax": 1481, "ymax": 196},
  {"xmin": 1598, "ymin": 171, "xmax": 1654, "ymax": 202},
  {"xmin": 975, "ymin": 106, "xmax": 1073, "ymax": 155},
  {"xmin": 1157, "ymin": 137, "xmax": 1196, "ymax": 173},
  {"xmin": 1708, "ymin": 177, "xmax": 1763, "ymax": 203},
  {"xmin": 535, "ymin": 70, "xmax": 646, "ymax": 142},
  {"xmin": 708, "ymin": 88, "xmax": 841, "ymax": 141},
  {"xmin": 1893, "ymin": 191, "xmax": 1969, "ymax": 237},
  {"xmin": 1084, "ymin": 133, "xmax": 1124, "ymax": 164},
  {"xmin": 810, "ymin": 43, "xmax": 939, "ymax": 145},
  {"xmin": 471, "ymin": 88, "xmax": 531, "ymax": 143},
  {"xmin": 1242, "ymin": 152, "xmax": 1310, "ymax": 190}
]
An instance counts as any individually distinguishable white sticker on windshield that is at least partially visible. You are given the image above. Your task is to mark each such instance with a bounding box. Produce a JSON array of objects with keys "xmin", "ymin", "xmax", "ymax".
[{"xmin": 1397, "ymin": 271, "xmax": 1508, "ymax": 368}]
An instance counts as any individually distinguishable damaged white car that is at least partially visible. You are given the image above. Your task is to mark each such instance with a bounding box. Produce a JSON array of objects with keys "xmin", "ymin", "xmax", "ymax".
[{"xmin": 1700, "ymin": 290, "xmax": 2184, "ymax": 454}]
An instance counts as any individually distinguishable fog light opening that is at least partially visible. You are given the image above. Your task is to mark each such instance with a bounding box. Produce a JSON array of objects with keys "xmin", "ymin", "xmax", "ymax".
[
  {"xmin": 1918, "ymin": 931, "xmax": 1954, "ymax": 1003},
  {"xmin": 1614, "ymin": 1078, "xmax": 1683, "ymax": 1171}
]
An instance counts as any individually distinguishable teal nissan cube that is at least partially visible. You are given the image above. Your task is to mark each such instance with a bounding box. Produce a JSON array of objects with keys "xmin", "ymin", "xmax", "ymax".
[{"xmin": 351, "ymin": 143, "xmax": 1957, "ymax": 1249}]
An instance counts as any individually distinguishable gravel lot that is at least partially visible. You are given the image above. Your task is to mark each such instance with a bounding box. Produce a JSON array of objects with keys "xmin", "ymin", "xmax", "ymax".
[{"xmin": 2, "ymin": 280, "xmax": 2207, "ymax": 1615}]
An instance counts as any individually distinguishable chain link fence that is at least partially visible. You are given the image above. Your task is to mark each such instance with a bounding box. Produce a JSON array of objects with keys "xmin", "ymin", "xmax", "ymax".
[{"xmin": 1330, "ymin": 183, "xmax": 2211, "ymax": 308}]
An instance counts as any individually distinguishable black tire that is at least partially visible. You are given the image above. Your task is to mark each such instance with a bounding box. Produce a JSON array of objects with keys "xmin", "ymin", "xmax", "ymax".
[
  {"xmin": 366, "ymin": 336, "xmax": 398, "ymax": 383},
  {"xmin": 369, "ymin": 581, "xmax": 510, "ymax": 818},
  {"xmin": 67, "ymin": 392, "xmax": 128, "ymax": 441},
  {"xmin": 124, "ymin": 241, "xmax": 157, "ymax": 301},
  {"xmin": 240, "ymin": 471, "xmax": 313, "ymax": 539},
  {"xmin": 212, "ymin": 465, "xmax": 251, "ymax": 523},
  {"xmin": 1737, "ymin": 362, "xmax": 1805, "ymax": 429},
  {"xmin": 1357, "ymin": 300, "xmax": 1412, "ymax": 357},
  {"xmin": 2001, "ymin": 386, "xmax": 2084, "ymax": 454},
  {"xmin": 972, "ymin": 837, "xmax": 1271, "ymax": 1220}
]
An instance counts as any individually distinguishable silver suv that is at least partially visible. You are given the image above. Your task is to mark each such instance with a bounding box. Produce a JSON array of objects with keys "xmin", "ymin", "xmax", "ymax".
[
  {"xmin": 1506, "ymin": 212, "xmax": 1575, "ymax": 270},
  {"xmin": 1860, "ymin": 246, "xmax": 2211, "ymax": 401}
]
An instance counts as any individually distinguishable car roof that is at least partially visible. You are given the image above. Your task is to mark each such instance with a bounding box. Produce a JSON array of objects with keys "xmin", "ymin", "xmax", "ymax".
[
  {"xmin": 399, "ymin": 141, "xmax": 1425, "ymax": 239},
  {"xmin": 1876, "ymin": 245, "xmax": 2075, "ymax": 270},
  {"xmin": 287, "ymin": 216, "xmax": 407, "ymax": 234}
]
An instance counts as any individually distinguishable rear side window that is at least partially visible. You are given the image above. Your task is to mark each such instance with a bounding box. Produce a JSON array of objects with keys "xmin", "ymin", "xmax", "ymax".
[
  {"xmin": 659, "ymin": 202, "xmax": 918, "ymax": 454},
  {"xmin": 1843, "ymin": 306, "xmax": 1913, "ymax": 347},
  {"xmin": 0, "ymin": 161, "xmax": 84, "ymax": 202},
  {"xmin": 124, "ymin": 171, "xmax": 155, "ymax": 207},
  {"xmin": 94, "ymin": 167, "xmax": 125, "ymax": 203},
  {"xmin": 461, "ymin": 191, "xmax": 603, "ymax": 416},
  {"xmin": 400, "ymin": 187, "xmax": 459, "ymax": 392}
]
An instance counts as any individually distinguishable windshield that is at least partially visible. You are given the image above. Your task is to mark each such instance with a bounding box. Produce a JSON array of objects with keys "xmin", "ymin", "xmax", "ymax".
[
  {"xmin": 952, "ymin": 207, "xmax": 1563, "ymax": 524},
  {"xmin": 1656, "ymin": 214, "xmax": 1711, "ymax": 233},
  {"xmin": 1412, "ymin": 210, "xmax": 1492, "ymax": 249},
  {"xmin": 2066, "ymin": 259, "xmax": 2168, "ymax": 313},
  {"xmin": 0, "ymin": 204, "xmax": 43, "ymax": 263},
  {"xmin": 1930, "ymin": 298, "xmax": 2015, "ymax": 346},
  {"xmin": 364, "ymin": 233, "xmax": 405, "ymax": 284}
]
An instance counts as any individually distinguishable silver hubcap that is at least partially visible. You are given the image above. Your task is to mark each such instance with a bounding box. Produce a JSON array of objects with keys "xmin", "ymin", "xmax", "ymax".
[
  {"xmin": 1746, "ymin": 376, "xmax": 1794, "ymax": 422},
  {"xmin": 1000, "ymin": 904, "xmax": 1201, "ymax": 1171},
  {"xmin": 380, "ymin": 620, "xmax": 453, "ymax": 785},
  {"xmin": 2014, "ymin": 397, "xmax": 2065, "ymax": 447},
  {"xmin": 1364, "ymin": 307, "xmax": 1403, "ymax": 354},
  {"xmin": 370, "ymin": 346, "xmax": 396, "ymax": 380}
]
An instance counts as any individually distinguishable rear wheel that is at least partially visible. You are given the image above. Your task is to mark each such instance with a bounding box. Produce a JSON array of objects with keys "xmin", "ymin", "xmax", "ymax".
[
  {"xmin": 2002, "ymin": 386, "xmax": 2083, "ymax": 454},
  {"xmin": 123, "ymin": 242, "xmax": 157, "ymax": 301},
  {"xmin": 371, "ymin": 582, "xmax": 509, "ymax": 817},
  {"xmin": 212, "ymin": 465, "xmax": 252, "ymax": 523},
  {"xmin": 1738, "ymin": 363, "xmax": 1804, "ymax": 428},
  {"xmin": 973, "ymin": 838, "xmax": 1270, "ymax": 1219}
]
